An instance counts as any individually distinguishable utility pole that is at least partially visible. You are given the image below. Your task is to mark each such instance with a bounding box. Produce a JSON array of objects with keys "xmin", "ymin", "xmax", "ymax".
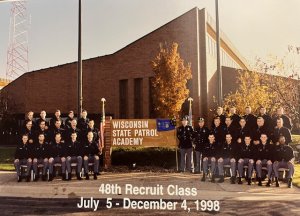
[
  {"xmin": 78, "ymin": 0, "xmax": 83, "ymax": 117},
  {"xmin": 215, "ymin": 0, "xmax": 222, "ymax": 105}
]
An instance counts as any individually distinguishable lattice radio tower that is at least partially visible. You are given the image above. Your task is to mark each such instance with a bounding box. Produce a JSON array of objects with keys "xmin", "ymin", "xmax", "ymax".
[{"xmin": 6, "ymin": 0, "xmax": 29, "ymax": 79}]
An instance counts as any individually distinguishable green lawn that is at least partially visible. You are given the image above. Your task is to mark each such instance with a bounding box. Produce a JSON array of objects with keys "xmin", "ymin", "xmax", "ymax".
[
  {"xmin": 0, "ymin": 146, "xmax": 15, "ymax": 171},
  {"xmin": 293, "ymin": 164, "xmax": 300, "ymax": 188}
]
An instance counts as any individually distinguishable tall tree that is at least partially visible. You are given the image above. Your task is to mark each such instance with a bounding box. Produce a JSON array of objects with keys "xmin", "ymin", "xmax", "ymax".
[
  {"xmin": 223, "ymin": 48, "xmax": 300, "ymax": 123},
  {"xmin": 223, "ymin": 70, "xmax": 275, "ymax": 114},
  {"xmin": 151, "ymin": 43, "xmax": 192, "ymax": 118}
]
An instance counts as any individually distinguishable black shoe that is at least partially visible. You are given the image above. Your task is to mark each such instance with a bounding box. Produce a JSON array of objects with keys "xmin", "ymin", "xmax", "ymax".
[
  {"xmin": 26, "ymin": 176, "xmax": 30, "ymax": 182},
  {"xmin": 275, "ymin": 177, "xmax": 280, "ymax": 187},
  {"xmin": 77, "ymin": 174, "xmax": 82, "ymax": 180},
  {"xmin": 217, "ymin": 176, "xmax": 224, "ymax": 183},
  {"xmin": 68, "ymin": 173, "xmax": 72, "ymax": 181},
  {"xmin": 62, "ymin": 173, "xmax": 66, "ymax": 181},
  {"xmin": 211, "ymin": 175, "xmax": 215, "ymax": 183},
  {"xmin": 42, "ymin": 175, "xmax": 47, "ymax": 181},
  {"xmin": 230, "ymin": 176, "xmax": 236, "ymax": 184},
  {"xmin": 85, "ymin": 173, "xmax": 89, "ymax": 180},
  {"xmin": 266, "ymin": 179, "xmax": 271, "ymax": 187},
  {"xmin": 93, "ymin": 173, "xmax": 97, "ymax": 180},
  {"xmin": 258, "ymin": 177, "xmax": 262, "ymax": 186},
  {"xmin": 34, "ymin": 175, "xmax": 39, "ymax": 181},
  {"xmin": 288, "ymin": 178, "xmax": 293, "ymax": 188},
  {"xmin": 238, "ymin": 177, "xmax": 243, "ymax": 184},
  {"xmin": 17, "ymin": 176, "xmax": 22, "ymax": 182},
  {"xmin": 201, "ymin": 174, "xmax": 206, "ymax": 182},
  {"xmin": 48, "ymin": 174, "xmax": 53, "ymax": 181},
  {"xmin": 247, "ymin": 178, "xmax": 252, "ymax": 185}
]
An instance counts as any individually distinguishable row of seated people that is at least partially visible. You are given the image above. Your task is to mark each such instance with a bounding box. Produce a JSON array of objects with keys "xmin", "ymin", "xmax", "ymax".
[
  {"xmin": 200, "ymin": 133, "xmax": 294, "ymax": 188},
  {"xmin": 14, "ymin": 131, "xmax": 102, "ymax": 182}
]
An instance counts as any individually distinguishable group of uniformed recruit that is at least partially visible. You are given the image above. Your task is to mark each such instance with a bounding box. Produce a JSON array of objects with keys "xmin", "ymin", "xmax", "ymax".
[
  {"xmin": 177, "ymin": 106, "xmax": 295, "ymax": 188},
  {"xmin": 14, "ymin": 109, "xmax": 103, "ymax": 182}
]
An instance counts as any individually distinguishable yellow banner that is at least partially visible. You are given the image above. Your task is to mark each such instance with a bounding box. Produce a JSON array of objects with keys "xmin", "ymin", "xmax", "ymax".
[{"xmin": 110, "ymin": 119, "xmax": 177, "ymax": 147}]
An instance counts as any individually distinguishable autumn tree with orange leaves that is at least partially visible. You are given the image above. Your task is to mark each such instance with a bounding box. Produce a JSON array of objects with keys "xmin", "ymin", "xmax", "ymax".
[
  {"xmin": 151, "ymin": 43, "xmax": 192, "ymax": 118},
  {"xmin": 223, "ymin": 47, "xmax": 300, "ymax": 123}
]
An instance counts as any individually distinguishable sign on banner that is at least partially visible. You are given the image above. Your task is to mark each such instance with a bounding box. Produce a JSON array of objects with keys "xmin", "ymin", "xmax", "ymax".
[{"xmin": 111, "ymin": 119, "xmax": 177, "ymax": 147}]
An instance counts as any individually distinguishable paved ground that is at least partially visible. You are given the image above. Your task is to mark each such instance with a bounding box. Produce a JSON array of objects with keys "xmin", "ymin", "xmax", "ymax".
[{"xmin": 0, "ymin": 171, "xmax": 299, "ymax": 215}]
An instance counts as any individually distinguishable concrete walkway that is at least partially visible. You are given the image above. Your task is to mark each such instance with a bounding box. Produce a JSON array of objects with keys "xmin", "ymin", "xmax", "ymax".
[{"xmin": 0, "ymin": 171, "xmax": 299, "ymax": 215}]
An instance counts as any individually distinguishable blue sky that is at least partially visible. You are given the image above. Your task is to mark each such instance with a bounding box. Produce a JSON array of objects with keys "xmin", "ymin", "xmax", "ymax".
[{"xmin": 0, "ymin": 0, "xmax": 299, "ymax": 79}]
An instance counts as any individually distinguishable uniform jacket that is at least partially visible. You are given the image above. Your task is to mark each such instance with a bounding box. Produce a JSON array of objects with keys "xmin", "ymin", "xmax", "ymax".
[
  {"xmin": 15, "ymin": 142, "xmax": 30, "ymax": 160},
  {"xmin": 243, "ymin": 114, "xmax": 257, "ymax": 131},
  {"xmin": 176, "ymin": 125, "xmax": 193, "ymax": 149},
  {"xmin": 34, "ymin": 142, "xmax": 51, "ymax": 159},
  {"xmin": 202, "ymin": 142, "xmax": 218, "ymax": 158},
  {"xmin": 273, "ymin": 144, "xmax": 294, "ymax": 162},
  {"xmin": 34, "ymin": 128, "xmax": 50, "ymax": 143},
  {"xmin": 237, "ymin": 126, "xmax": 251, "ymax": 143},
  {"xmin": 65, "ymin": 127, "xmax": 82, "ymax": 143},
  {"xmin": 193, "ymin": 126, "xmax": 209, "ymax": 152},
  {"xmin": 78, "ymin": 118, "xmax": 90, "ymax": 131},
  {"xmin": 64, "ymin": 140, "xmax": 82, "ymax": 157},
  {"xmin": 83, "ymin": 127, "xmax": 100, "ymax": 143},
  {"xmin": 252, "ymin": 125, "xmax": 270, "ymax": 142},
  {"xmin": 237, "ymin": 143, "xmax": 255, "ymax": 159},
  {"xmin": 212, "ymin": 125, "xmax": 225, "ymax": 144},
  {"xmin": 50, "ymin": 141, "xmax": 65, "ymax": 158},
  {"xmin": 223, "ymin": 124, "xmax": 238, "ymax": 141},
  {"xmin": 82, "ymin": 140, "xmax": 100, "ymax": 157},
  {"xmin": 271, "ymin": 126, "xmax": 292, "ymax": 144},
  {"xmin": 231, "ymin": 114, "xmax": 241, "ymax": 129},
  {"xmin": 49, "ymin": 127, "xmax": 66, "ymax": 143},
  {"xmin": 254, "ymin": 142, "xmax": 274, "ymax": 161},
  {"xmin": 218, "ymin": 142, "xmax": 238, "ymax": 159}
]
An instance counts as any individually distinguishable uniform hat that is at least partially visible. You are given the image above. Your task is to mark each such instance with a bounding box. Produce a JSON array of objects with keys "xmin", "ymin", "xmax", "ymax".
[
  {"xmin": 181, "ymin": 116, "xmax": 189, "ymax": 121},
  {"xmin": 198, "ymin": 117, "xmax": 205, "ymax": 122}
]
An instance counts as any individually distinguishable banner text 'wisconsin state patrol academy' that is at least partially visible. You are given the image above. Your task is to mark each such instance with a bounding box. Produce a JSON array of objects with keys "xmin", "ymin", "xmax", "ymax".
[{"xmin": 111, "ymin": 119, "xmax": 177, "ymax": 147}]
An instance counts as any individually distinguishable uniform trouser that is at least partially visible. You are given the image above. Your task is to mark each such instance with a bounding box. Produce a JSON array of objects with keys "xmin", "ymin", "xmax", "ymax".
[
  {"xmin": 180, "ymin": 148, "xmax": 193, "ymax": 172},
  {"xmin": 14, "ymin": 158, "xmax": 32, "ymax": 176},
  {"xmin": 83, "ymin": 155, "xmax": 99, "ymax": 174},
  {"xmin": 218, "ymin": 158, "xmax": 236, "ymax": 176},
  {"xmin": 256, "ymin": 159, "xmax": 272, "ymax": 178},
  {"xmin": 203, "ymin": 157, "xmax": 216, "ymax": 175},
  {"xmin": 195, "ymin": 151, "xmax": 202, "ymax": 172},
  {"xmin": 238, "ymin": 158, "xmax": 254, "ymax": 178},
  {"xmin": 48, "ymin": 156, "xmax": 66, "ymax": 174},
  {"xmin": 33, "ymin": 158, "xmax": 48, "ymax": 175},
  {"xmin": 66, "ymin": 156, "xmax": 82, "ymax": 173},
  {"xmin": 273, "ymin": 160, "xmax": 294, "ymax": 179}
]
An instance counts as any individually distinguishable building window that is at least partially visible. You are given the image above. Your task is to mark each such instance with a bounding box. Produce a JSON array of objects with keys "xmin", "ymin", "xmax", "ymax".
[
  {"xmin": 149, "ymin": 77, "xmax": 155, "ymax": 118},
  {"xmin": 134, "ymin": 78, "xmax": 143, "ymax": 118},
  {"xmin": 119, "ymin": 79, "xmax": 128, "ymax": 118}
]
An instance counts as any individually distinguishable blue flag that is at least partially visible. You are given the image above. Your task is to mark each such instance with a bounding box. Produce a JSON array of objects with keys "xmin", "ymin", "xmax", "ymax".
[{"xmin": 156, "ymin": 119, "xmax": 175, "ymax": 131}]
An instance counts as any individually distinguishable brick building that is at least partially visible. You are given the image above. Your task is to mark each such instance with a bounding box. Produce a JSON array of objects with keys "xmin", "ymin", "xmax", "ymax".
[{"xmin": 0, "ymin": 7, "xmax": 249, "ymax": 120}]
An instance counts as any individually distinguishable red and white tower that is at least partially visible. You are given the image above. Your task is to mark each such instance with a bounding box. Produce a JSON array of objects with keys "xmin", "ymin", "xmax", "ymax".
[{"xmin": 6, "ymin": 0, "xmax": 29, "ymax": 79}]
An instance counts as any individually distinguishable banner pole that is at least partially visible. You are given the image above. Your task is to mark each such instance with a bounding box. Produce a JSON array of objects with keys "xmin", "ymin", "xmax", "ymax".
[{"xmin": 174, "ymin": 123, "xmax": 179, "ymax": 172}]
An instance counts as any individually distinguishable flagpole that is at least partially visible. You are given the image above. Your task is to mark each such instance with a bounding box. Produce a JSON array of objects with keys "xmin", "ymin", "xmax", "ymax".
[
  {"xmin": 99, "ymin": 98, "xmax": 106, "ymax": 154},
  {"xmin": 188, "ymin": 97, "xmax": 193, "ymax": 127}
]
